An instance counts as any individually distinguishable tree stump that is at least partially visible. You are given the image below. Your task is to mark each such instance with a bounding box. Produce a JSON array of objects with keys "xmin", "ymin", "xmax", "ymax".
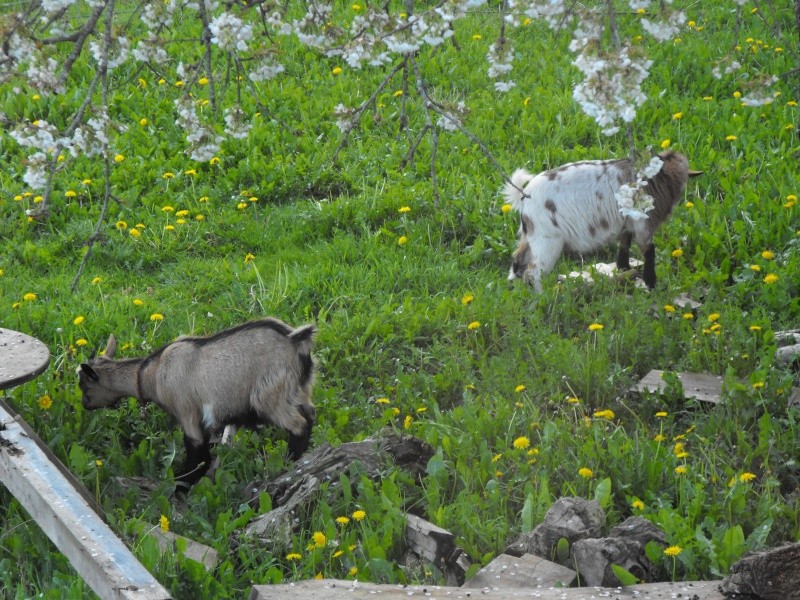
[
  {"xmin": 719, "ymin": 542, "xmax": 800, "ymax": 599},
  {"xmin": 242, "ymin": 431, "xmax": 434, "ymax": 544}
]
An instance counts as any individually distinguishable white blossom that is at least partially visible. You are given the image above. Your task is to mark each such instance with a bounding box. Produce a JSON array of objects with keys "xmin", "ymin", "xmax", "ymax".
[
  {"xmin": 41, "ymin": 0, "xmax": 75, "ymax": 15},
  {"xmin": 223, "ymin": 106, "xmax": 251, "ymax": 139},
  {"xmin": 333, "ymin": 104, "xmax": 356, "ymax": 133},
  {"xmin": 209, "ymin": 12, "xmax": 253, "ymax": 52},
  {"xmin": 248, "ymin": 57, "xmax": 285, "ymax": 82},
  {"xmin": 132, "ymin": 40, "xmax": 169, "ymax": 64},
  {"xmin": 22, "ymin": 152, "xmax": 49, "ymax": 190}
]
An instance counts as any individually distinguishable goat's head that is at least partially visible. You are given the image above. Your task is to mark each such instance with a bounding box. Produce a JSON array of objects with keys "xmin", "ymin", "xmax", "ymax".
[
  {"xmin": 508, "ymin": 231, "xmax": 533, "ymax": 283},
  {"xmin": 78, "ymin": 335, "xmax": 125, "ymax": 409}
]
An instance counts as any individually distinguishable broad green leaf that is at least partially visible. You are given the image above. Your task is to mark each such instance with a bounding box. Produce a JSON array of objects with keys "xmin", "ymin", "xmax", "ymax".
[{"xmin": 611, "ymin": 564, "xmax": 639, "ymax": 586}]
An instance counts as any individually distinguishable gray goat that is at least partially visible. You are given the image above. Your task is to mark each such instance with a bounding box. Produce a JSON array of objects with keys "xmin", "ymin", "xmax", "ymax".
[
  {"xmin": 78, "ymin": 318, "xmax": 316, "ymax": 487},
  {"xmin": 505, "ymin": 150, "xmax": 702, "ymax": 292}
]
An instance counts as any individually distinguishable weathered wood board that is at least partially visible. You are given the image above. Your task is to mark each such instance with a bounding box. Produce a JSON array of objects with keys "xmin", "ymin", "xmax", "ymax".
[
  {"xmin": 631, "ymin": 370, "xmax": 725, "ymax": 404},
  {"xmin": 249, "ymin": 578, "xmax": 725, "ymax": 599},
  {"xmin": 631, "ymin": 369, "xmax": 800, "ymax": 408},
  {"xmin": 145, "ymin": 526, "xmax": 219, "ymax": 572},
  {"xmin": 462, "ymin": 553, "xmax": 576, "ymax": 589},
  {"xmin": 0, "ymin": 399, "xmax": 171, "ymax": 600}
]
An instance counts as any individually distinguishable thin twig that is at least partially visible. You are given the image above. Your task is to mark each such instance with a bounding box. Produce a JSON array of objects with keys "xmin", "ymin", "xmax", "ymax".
[{"xmin": 331, "ymin": 59, "xmax": 406, "ymax": 163}]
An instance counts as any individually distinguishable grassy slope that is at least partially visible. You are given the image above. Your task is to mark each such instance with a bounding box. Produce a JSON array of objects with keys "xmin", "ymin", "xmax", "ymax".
[{"xmin": 1, "ymin": 2, "xmax": 799, "ymax": 598}]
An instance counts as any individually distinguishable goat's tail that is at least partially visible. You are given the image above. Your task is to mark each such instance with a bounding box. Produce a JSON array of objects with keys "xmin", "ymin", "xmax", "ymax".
[
  {"xmin": 289, "ymin": 324, "xmax": 317, "ymax": 355},
  {"xmin": 503, "ymin": 169, "xmax": 534, "ymax": 211}
]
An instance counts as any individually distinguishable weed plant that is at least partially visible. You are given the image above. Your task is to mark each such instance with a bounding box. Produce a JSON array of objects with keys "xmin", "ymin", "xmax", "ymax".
[{"xmin": 1, "ymin": 1, "xmax": 799, "ymax": 598}]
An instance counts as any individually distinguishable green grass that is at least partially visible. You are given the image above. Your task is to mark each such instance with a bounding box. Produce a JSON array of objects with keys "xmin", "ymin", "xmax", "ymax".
[{"xmin": 1, "ymin": 1, "xmax": 799, "ymax": 598}]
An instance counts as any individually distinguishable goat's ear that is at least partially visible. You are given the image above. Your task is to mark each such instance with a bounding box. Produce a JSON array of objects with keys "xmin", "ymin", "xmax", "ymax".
[
  {"xmin": 688, "ymin": 169, "xmax": 703, "ymax": 178},
  {"xmin": 80, "ymin": 364, "xmax": 99, "ymax": 382},
  {"xmin": 103, "ymin": 335, "xmax": 117, "ymax": 359}
]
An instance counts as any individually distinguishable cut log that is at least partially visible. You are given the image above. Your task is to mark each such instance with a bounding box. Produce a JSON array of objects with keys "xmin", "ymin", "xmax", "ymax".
[
  {"xmin": 249, "ymin": 578, "xmax": 726, "ymax": 599},
  {"xmin": 405, "ymin": 514, "xmax": 470, "ymax": 586},
  {"xmin": 719, "ymin": 542, "xmax": 800, "ymax": 599},
  {"xmin": 243, "ymin": 431, "xmax": 434, "ymax": 544},
  {"xmin": 462, "ymin": 553, "xmax": 576, "ymax": 590}
]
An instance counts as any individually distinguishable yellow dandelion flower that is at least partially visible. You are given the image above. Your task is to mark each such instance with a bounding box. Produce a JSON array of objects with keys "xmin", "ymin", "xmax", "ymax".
[
  {"xmin": 176, "ymin": 210, "xmax": 189, "ymax": 217},
  {"xmin": 654, "ymin": 434, "xmax": 667, "ymax": 442},
  {"xmin": 501, "ymin": 203, "xmax": 512, "ymax": 213},
  {"xmin": 38, "ymin": 395, "xmax": 52, "ymax": 410},
  {"xmin": 65, "ymin": 190, "xmax": 77, "ymax": 198},
  {"xmin": 513, "ymin": 436, "xmax": 530, "ymax": 450},
  {"xmin": 750, "ymin": 264, "xmax": 761, "ymax": 272},
  {"xmin": 286, "ymin": 553, "xmax": 302, "ymax": 560},
  {"xmin": 674, "ymin": 466, "xmax": 687, "ymax": 475},
  {"xmin": 352, "ymin": 510, "xmax": 366, "ymax": 521},
  {"xmin": 661, "ymin": 139, "xmax": 671, "ymax": 149},
  {"xmin": 726, "ymin": 135, "xmax": 737, "ymax": 141},
  {"xmin": 244, "ymin": 253, "xmax": 255, "ymax": 264},
  {"xmin": 139, "ymin": 118, "xmax": 148, "ymax": 126},
  {"xmin": 184, "ymin": 169, "xmax": 197, "ymax": 176},
  {"xmin": 237, "ymin": 202, "xmax": 248, "ymax": 210},
  {"xmin": 567, "ymin": 396, "xmax": 580, "ymax": 404},
  {"xmin": 164, "ymin": 225, "xmax": 175, "ymax": 231},
  {"xmin": 198, "ymin": 77, "xmax": 209, "ymax": 85},
  {"xmin": 588, "ymin": 323, "xmax": 604, "ymax": 331},
  {"xmin": 683, "ymin": 313, "xmax": 694, "ymax": 320},
  {"xmin": 348, "ymin": 566, "xmax": 358, "ymax": 577},
  {"xmin": 664, "ymin": 304, "xmax": 676, "ymax": 313},
  {"xmin": 761, "ymin": 250, "xmax": 775, "ymax": 260},
  {"xmin": 174, "ymin": 80, "xmax": 184, "ymax": 87},
  {"xmin": 749, "ymin": 325, "xmax": 761, "ymax": 332},
  {"xmin": 73, "ymin": 316, "xmax": 85, "ymax": 326},
  {"xmin": 707, "ymin": 313, "xmax": 720, "ymax": 322},
  {"xmin": 461, "ymin": 293, "xmax": 474, "ymax": 305},
  {"xmin": 467, "ymin": 321, "xmax": 481, "ymax": 330},
  {"xmin": 472, "ymin": 34, "xmax": 482, "ymax": 40},
  {"xmin": 312, "ymin": 531, "xmax": 327, "ymax": 548},
  {"xmin": 114, "ymin": 154, "xmax": 125, "ymax": 163},
  {"xmin": 195, "ymin": 215, "xmax": 205, "ymax": 222},
  {"xmin": 376, "ymin": 398, "xmax": 390, "ymax": 405},
  {"xmin": 398, "ymin": 206, "xmax": 411, "ymax": 213},
  {"xmin": 332, "ymin": 67, "xmax": 343, "ymax": 75},
  {"xmin": 332, "ymin": 550, "xmax": 344, "ymax": 558},
  {"xmin": 92, "ymin": 277, "xmax": 102, "ymax": 285},
  {"xmin": 664, "ymin": 545, "xmax": 682, "ymax": 557},
  {"xmin": 133, "ymin": 299, "xmax": 143, "ymax": 306},
  {"xmin": 403, "ymin": 415, "xmax": 412, "ymax": 429},
  {"xmin": 116, "ymin": 220, "xmax": 128, "ymax": 230},
  {"xmin": 739, "ymin": 472, "xmax": 756, "ymax": 482},
  {"xmin": 632, "ymin": 500, "xmax": 644, "ymax": 511},
  {"xmin": 393, "ymin": 90, "xmax": 403, "ymax": 97},
  {"xmin": 671, "ymin": 248, "xmax": 683, "ymax": 258},
  {"xmin": 515, "ymin": 385, "xmax": 525, "ymax": 393},
  {"xmin": 150, "ymin": 313, "xmax": 164, "ymax": 321},
  {"xmin": 672, "ymin": 112, "xmax": 683, "ymax": 120},
  {"xmin": 209, "ymin": 157, "xmax": 220, "ymax": 165},
  {"xmin": 523, "ymin": 97, "xmax": 531, "ymax": 106},
  {"xmin": 23, "ymin": 292, "xmax": 37, "ymax": 301},
  {"xmin": 129, "ymin": 228, "xmax": 141, "ymax": 238},
  {"xmin": 578, "ymin": 467, "xmax": 593, "ymax": 478},
  {"xmin": 656, "ymin": 411, "xmax": 668, "ymax": 418},
  {"xmin": 752, "ymin": 382, "xmax": 764, "ymax": 389},
  {"xmin": 336, "ymin": 516, "xmax": 350, "ymax": 525},
  {"xmin": 76, "ymin": 339, "xmax": 88, "ymax": 347},
  {"xmin": 685, "ymin": 201, "xmax": 694, "ymax": 208},
  {"xmin": 398, "ymin": 236, "xmax": 408, "ymax": 246},
  {"xmin": 162, "ymin": 172, "xmax": 175, "ymax": 180},
  {"xmin": 763, "ymin": 274, "xmax": 778, "ymax": 284},
  {"xmin": 593, "ymin": 409, "xmax": 615, "ymax": 420},
  {"xmin": 159, "ymin": 515, "xmax": 169, "ymax": 533}
]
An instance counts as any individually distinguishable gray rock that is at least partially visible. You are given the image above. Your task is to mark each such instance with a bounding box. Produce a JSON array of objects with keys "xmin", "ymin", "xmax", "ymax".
[
  {"xmin": 505, "ymin": 497, "xmax": 605, "ymax": 560},
  {"xmin": 572, "ymin": 536, "xmax": 653, "ymax": 586}
]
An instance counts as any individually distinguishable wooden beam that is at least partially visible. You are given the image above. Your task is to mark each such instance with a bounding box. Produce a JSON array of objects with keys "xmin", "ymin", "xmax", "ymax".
[
  {"xmin": 249, "ymin": 578, "xmax": 725, "ymax": 599},
  {"xmin": 0, "ymin": 400, "xmax": 171, "ymax": 600}
]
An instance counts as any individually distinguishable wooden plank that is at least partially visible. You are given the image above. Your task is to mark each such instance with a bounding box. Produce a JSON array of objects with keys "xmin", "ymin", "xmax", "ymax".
[
  {"xmin": 631, "ymin": 370, "xmax": 724, "ymax": 404},
  {"xmin": 249, "ymin": 578, "xmax": 725, "ymax": 599},
  {"xmin": 462, "ymin": 553, "xmax": 575, "ymax": 589},
  {"xmin": 0, "ymin": 401, "xmax": 171, "ymax": 600}
]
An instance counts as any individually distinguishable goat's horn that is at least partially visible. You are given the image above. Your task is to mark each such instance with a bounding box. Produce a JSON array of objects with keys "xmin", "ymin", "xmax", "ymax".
[{"xmin": 688, "ymin": 169, "xmax": 703, "ymax": 178}]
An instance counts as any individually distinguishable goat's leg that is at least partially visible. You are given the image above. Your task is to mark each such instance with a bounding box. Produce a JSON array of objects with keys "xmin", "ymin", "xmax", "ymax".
[
  {"xmin": 617, "ymin": 231, "xmax": 633, "ymax": 270},
  {"xmin": 642, "ymin": 243, "xmax": 657, "ymax": 288},
  {"xmin": 176, "ymin": 434, "xmax": 212, "ymax": 487}
]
